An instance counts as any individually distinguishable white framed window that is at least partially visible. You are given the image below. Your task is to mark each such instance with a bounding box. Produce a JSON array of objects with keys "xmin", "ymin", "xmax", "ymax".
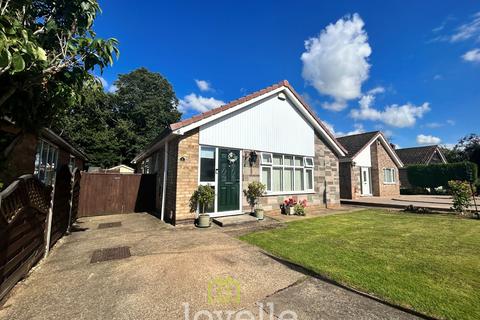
[
  {"xmin": 260, "ymin": 153, "xmax": 315, "ymax": 194},
  {"xmin": 304, "ymin": 157, "xmax": 314, "ymax": 167},
  {"xmin": 34, "ymin": 139, "xmax": 58, "ymax": 186},
  {"xmin": 200, "ymin": 146, "xmax": 216, "ymax": 183},
  {"xmin": 383, "ymin": 168, "xmax": 396, "ymax": 184},
  {"xmin": 261, "ymin": 152, "xmax": 272, "ymax": 165}
]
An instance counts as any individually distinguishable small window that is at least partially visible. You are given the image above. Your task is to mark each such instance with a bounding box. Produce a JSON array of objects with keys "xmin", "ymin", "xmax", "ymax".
[
  {"xmin": 304, "ymin": 157, "xmax": 314, "ymax": 167},
  {"xmin": 273, "ymin": 154, "xmax": 283, "ymax": 165},
  {"xmin": 34, "ymin": 140, "xmax": 58, "ymax": 186},
  {"xmin": 294, "ymin": 156, "xmax": 302, "ymax": 167},
  {"xmin": 383, "ymin": 168, "xmax": 396, "ymax": 184},
  {"xmin": 284, "ymin": 155, "xmax": 294, "ymax": 166},
  {"xmin": 305, "ymin": 169, "xmax": 314, "ymax": 190},
  {"xmin": 200, "ymin": 147, "xmax": 216, "ymax": 182},
  {"xmin": 261, "ymin": 152, "xmax": 272, "ymax": 165},
  {"xmin": 69, "ymin": 155, "xmax": 76, "ymax": 171}
]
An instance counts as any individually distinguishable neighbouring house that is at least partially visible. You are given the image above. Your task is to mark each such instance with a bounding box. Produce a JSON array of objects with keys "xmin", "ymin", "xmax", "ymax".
[
  {"xmin": 132, "ymin": 80, "xmax": 347, "ymax": 225},
  {"xmin": 0, "ymin": 119, "xmax": 87, "ymax": 187},
  {"xmin": 106, "ymin": 164, "xmax": 135, "ymax": 174},
  {"xmin": 337, "ymin": 131, "xmax": 404, "ymax": 199},
  {"xmin": 395, "ymin": 145, "xmax": 447, "ymax": 189}
]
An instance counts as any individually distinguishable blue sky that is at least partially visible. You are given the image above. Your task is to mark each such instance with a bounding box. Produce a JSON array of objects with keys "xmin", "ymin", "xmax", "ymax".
[{"xmin": 94, "ymin": 1, "xmax": 479, "ymax": 149}]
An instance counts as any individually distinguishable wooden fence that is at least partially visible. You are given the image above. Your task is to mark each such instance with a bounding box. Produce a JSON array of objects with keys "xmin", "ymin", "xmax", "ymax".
[
  {"xmin": 0, "ymin": 168, "xmax": 80, "ymax": 301},
  {"xmin": 77, "ymin": 173, "xmax": 155, "ymax": 217}
]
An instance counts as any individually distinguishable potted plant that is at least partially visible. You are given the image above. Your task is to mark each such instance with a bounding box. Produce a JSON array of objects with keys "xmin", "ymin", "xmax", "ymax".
[
  {"xmin": 243, "ymin": 181, "xmax": 266, "ymax": 220},
  {"xmin": 294, "ymin": 199, "xmax": 307, "ymax": 216},
  {"xmin": 282, "ymin": 198, "xmax": 297, "ymax": 215},
  {"xmin": 189, "ymin": 185, "xmax": 215, "ymax": 228}
]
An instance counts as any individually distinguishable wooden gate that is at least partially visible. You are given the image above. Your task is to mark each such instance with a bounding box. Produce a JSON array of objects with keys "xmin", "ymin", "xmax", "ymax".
[{"xmin": 77, "ymin": 173, "xmax": 155, "ymax": 217}]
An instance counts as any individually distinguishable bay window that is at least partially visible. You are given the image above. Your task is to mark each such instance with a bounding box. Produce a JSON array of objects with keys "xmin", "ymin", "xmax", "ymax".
[{"xmin": 260, "ymin": 152, "xmax": 314, "ymax": 193}]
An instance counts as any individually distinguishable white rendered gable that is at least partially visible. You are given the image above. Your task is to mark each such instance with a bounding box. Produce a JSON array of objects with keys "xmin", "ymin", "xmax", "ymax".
[{"xmin": 199, "ymin": 94, "xmax": 315, "ymax": 156}]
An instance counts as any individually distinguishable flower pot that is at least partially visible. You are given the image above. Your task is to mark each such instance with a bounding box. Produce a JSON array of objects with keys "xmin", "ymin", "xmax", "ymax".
[
  {"xmin": 288, "ymin": 206, "xmax": 295, "ymax": 215},
  {"xmin": 255, "ymin": 208, "xmax": 264, "ymax": 220},
  {"xmin": 197, "ymin": 214, "xmax": 211, "ymax": 228}
]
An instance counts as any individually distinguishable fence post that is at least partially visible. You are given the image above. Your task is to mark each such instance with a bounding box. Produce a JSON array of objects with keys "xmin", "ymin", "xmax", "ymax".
[
  {"xmin": 66, "ymin": 169, "xmax": 75, "ymax": 234},
  {"xmin": 44, "ymin": 184, "xmax": 56, "ymax": 258}
]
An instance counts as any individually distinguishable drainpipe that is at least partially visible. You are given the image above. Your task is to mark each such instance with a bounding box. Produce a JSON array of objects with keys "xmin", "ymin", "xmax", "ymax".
[
  {"xmin": 66, "ymin": 169, "xmax": 75, "ymax": 234},
  {"xmin": 161, "ymin": 142, "xmax": 168, "ymax": 221}
]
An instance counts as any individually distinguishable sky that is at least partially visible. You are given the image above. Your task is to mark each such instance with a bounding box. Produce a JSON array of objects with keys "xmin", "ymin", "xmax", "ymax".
[{"xmin": 93, "ymin": 1, "xmax": 480, "ymax": 149}]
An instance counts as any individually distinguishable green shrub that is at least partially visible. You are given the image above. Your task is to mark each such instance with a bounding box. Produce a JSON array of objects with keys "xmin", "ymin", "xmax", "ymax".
[
  {"xmin": 448, "ymin": 180, "xmax": 473, "ymax": 214},
  {"xmin": 243, "ymin": 181, "xmax": 266, "ymax": 212},
  {"xmin": 189, "ymin": 185, "xmax": 215, "ymax": 214},
  {"xmin": 407, "ymin": 162, "xmax": 478, "ymax": 188}
]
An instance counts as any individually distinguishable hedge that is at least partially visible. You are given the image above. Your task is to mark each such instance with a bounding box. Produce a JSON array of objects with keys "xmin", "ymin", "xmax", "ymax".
[{"xmin": 407, "ymin": 161, "xmax": 478, "ymax": 188}]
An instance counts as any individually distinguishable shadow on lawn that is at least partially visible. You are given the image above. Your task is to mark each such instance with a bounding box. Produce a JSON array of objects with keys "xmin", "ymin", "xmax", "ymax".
[{"xmin": 261, "ymin": 251, "xmax": 436, "ymax": 320}]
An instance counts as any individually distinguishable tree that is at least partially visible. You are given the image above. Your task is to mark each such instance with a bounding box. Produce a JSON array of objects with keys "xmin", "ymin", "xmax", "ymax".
[
  {"xmin": 0, "ymin": 0, "xmax": 119, "ymax": 154},
  {"xmin": 55, "ymin": 81, "xmax": 120, "ymax": 168},
  {"xmin": 112, "ymin": 68, "xmax": 181, "ymax": 164}
]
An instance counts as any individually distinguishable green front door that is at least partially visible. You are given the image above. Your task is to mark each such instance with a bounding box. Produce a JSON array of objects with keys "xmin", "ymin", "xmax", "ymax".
[{"xmin": 218, "ymin": 148, "xmax": 240, "ymax": 212}]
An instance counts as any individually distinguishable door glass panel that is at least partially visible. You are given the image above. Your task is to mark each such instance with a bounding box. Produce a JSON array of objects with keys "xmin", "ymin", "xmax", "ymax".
[
  {"xmin": 200, "ymin": 147, "xmax": 215, "ymax": 182},
  {"xmin": 284, "ymin": 168, "xmax": 293, "ymax": 191},
  {"xmin": 273, "ymin": 168, "xmax": 282, "ymax": 191},
  {"xmin": 294, "ymin": 168, "xmax": 303, "ymax": 191}
]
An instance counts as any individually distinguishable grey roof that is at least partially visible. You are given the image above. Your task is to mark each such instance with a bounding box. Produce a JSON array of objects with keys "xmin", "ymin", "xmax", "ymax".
[
  {"xmin": 395, "ymin": 145, "xmax": 442, "ymax": 165},
  {"xmin": 336, "ymin": 131, "xmax": 380, "ymax": 158}
]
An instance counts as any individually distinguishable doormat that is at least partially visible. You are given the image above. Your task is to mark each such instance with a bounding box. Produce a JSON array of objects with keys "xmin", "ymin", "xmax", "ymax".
[
  {"xmin": 90, "ymin": 246, "xmax": 131, "ymax": 263},
  {"xmin": 98, "ymin": 221, "xmax": 122, "ymax": 229}
]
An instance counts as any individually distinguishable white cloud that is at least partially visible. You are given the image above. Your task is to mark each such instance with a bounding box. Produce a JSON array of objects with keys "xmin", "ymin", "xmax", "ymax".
[
  {"xmin": 195, "ymin": 79, "xmax": 212, "ymax": 92},
  {"xmin": 462, "ymin": 48, "xmax": 480, "ymax": 63},
  {"xmin": 367, "ymin": 86, "xmax": 385, "ymax": 95},
  {"xmin": 425, "ymin": 122, "xmax": 443, "ymax": 128},
  {"xmin": 433, "ymin": 74, "xmax": 443, "ymax": 80},
  {"xmin": 446, "ymin": 119, "xmax": 456, "ymax": 126},
  {"xmin": 322, "ymin": 121, "xmax": 364, "ymax": 137},
  {"xmin": 178, "ymin": 93, "xmax": 225, "ymax": 113},
  {"xmin": 350, "ymin": 92, "xmax": 430, "ymax": 128},
  {"xmin": 301, "ymin": 13, "xmax": 371, "ymax": 111},
  {"xmin": 451, "ymin": 12, "xmax": 480, "ymax": 42},
  {"xmin": 97, "ymin": 76, "xmax": 118, "ymax": 93},
  {"xmin": 417, "ymin": 134, "xmax": 442, "ymax": 145}
]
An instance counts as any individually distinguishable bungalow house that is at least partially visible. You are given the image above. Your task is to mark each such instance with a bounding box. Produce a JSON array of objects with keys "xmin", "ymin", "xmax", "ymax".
[
  {"xmin": 0, "ymin": 119, "xmax": 87, "ymax": 187},
  {"xmin": 337, "ymin": 131, "xmax": 404, "ymax": 199},
  {"xmin": 395, "ymin": 145, "xmax": 447, "ymax": 189},
  {"xmin": 132, "ymin": 80, "xmax": 347, "ymax": 225}
]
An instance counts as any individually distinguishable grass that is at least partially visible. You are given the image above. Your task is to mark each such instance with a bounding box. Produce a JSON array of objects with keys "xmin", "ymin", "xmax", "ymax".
[{"xmin": 239, "ymin": 210, "xmax": 480, "ymax": 320}]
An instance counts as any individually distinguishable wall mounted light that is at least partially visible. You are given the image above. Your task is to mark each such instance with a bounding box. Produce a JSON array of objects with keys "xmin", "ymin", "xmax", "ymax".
[{"xmin": 249, "ymin": 151, "xmax": 258, "ymax": 167}]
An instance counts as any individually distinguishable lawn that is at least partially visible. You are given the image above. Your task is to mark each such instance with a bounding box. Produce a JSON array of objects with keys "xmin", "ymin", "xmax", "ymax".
[{"xmin": 240, "ymin": 210, "xmax": 480, "ymax": 320}]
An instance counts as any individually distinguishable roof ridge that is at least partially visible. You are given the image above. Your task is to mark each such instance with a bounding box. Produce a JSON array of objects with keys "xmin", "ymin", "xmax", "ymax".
[
  {"xmin": 397, "ymin": 145, "xmax": 438, "ymax": 150},
  {"xmin": 337, "ymin": 130, "xmax": 380, "ymax": 139}
]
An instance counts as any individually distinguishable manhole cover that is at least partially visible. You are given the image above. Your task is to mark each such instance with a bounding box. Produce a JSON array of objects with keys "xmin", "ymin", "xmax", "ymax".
[
  {"xmin": 90, "ymin": 246, "xmax": 131, "ymax": 263},
  {"xmin": 98, "ymin": 221, "xmax": 122, "ymax": 229}
]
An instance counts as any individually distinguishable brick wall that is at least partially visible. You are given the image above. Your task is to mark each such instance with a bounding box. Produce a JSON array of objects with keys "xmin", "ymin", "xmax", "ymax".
[
  {"xmin": 371, "ymin": 140, "xmax": 400, "ymax": 197},
  {"xmin": 174, "ymin": 129, "xmax": 199, "ymax": 222}
]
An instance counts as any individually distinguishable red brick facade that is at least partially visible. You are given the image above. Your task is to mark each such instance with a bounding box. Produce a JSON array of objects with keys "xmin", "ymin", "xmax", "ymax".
[{"xmin": 340, "ymin": 139, "xmax": 400, "ymax": 199}]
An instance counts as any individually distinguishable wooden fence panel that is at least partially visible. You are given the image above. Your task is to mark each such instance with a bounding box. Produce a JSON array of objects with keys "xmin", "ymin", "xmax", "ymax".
[
  {"xmin": 50, "ymin": 165, "xmax": 72, "ymax": 247},
  {"xmin": 77, "ymin": 173, "xmax": 155, "ymax": 217},
  {"xmin": 0, "ymin": 175, "xmax": 51, "ymax": 301}
]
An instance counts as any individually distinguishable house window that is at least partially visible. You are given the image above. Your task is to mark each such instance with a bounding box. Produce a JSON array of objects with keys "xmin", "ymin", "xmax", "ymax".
[
  {"xmin": 143, "ymin": 157, "xmax": 153, "ymax": 174},
  {"xmin": 34, "ymin": 140, "xmax": 58, "ymax": 186},
  {"xmin": 200, "ymin": 147, "xmax": 216, "ymax": 182},
  {"xmin": 260, "ymin": 153, "xmax": 314, "ymax": 193},
  {"xmin": 383, "ymin": 168, "xmax": 396, "ymax": 184}
]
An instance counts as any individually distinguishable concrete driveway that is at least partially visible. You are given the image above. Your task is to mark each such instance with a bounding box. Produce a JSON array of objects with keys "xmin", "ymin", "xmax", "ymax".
[{"xmin": 0, "ymin": 213, "xmax": 420, "ymax": 320}]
